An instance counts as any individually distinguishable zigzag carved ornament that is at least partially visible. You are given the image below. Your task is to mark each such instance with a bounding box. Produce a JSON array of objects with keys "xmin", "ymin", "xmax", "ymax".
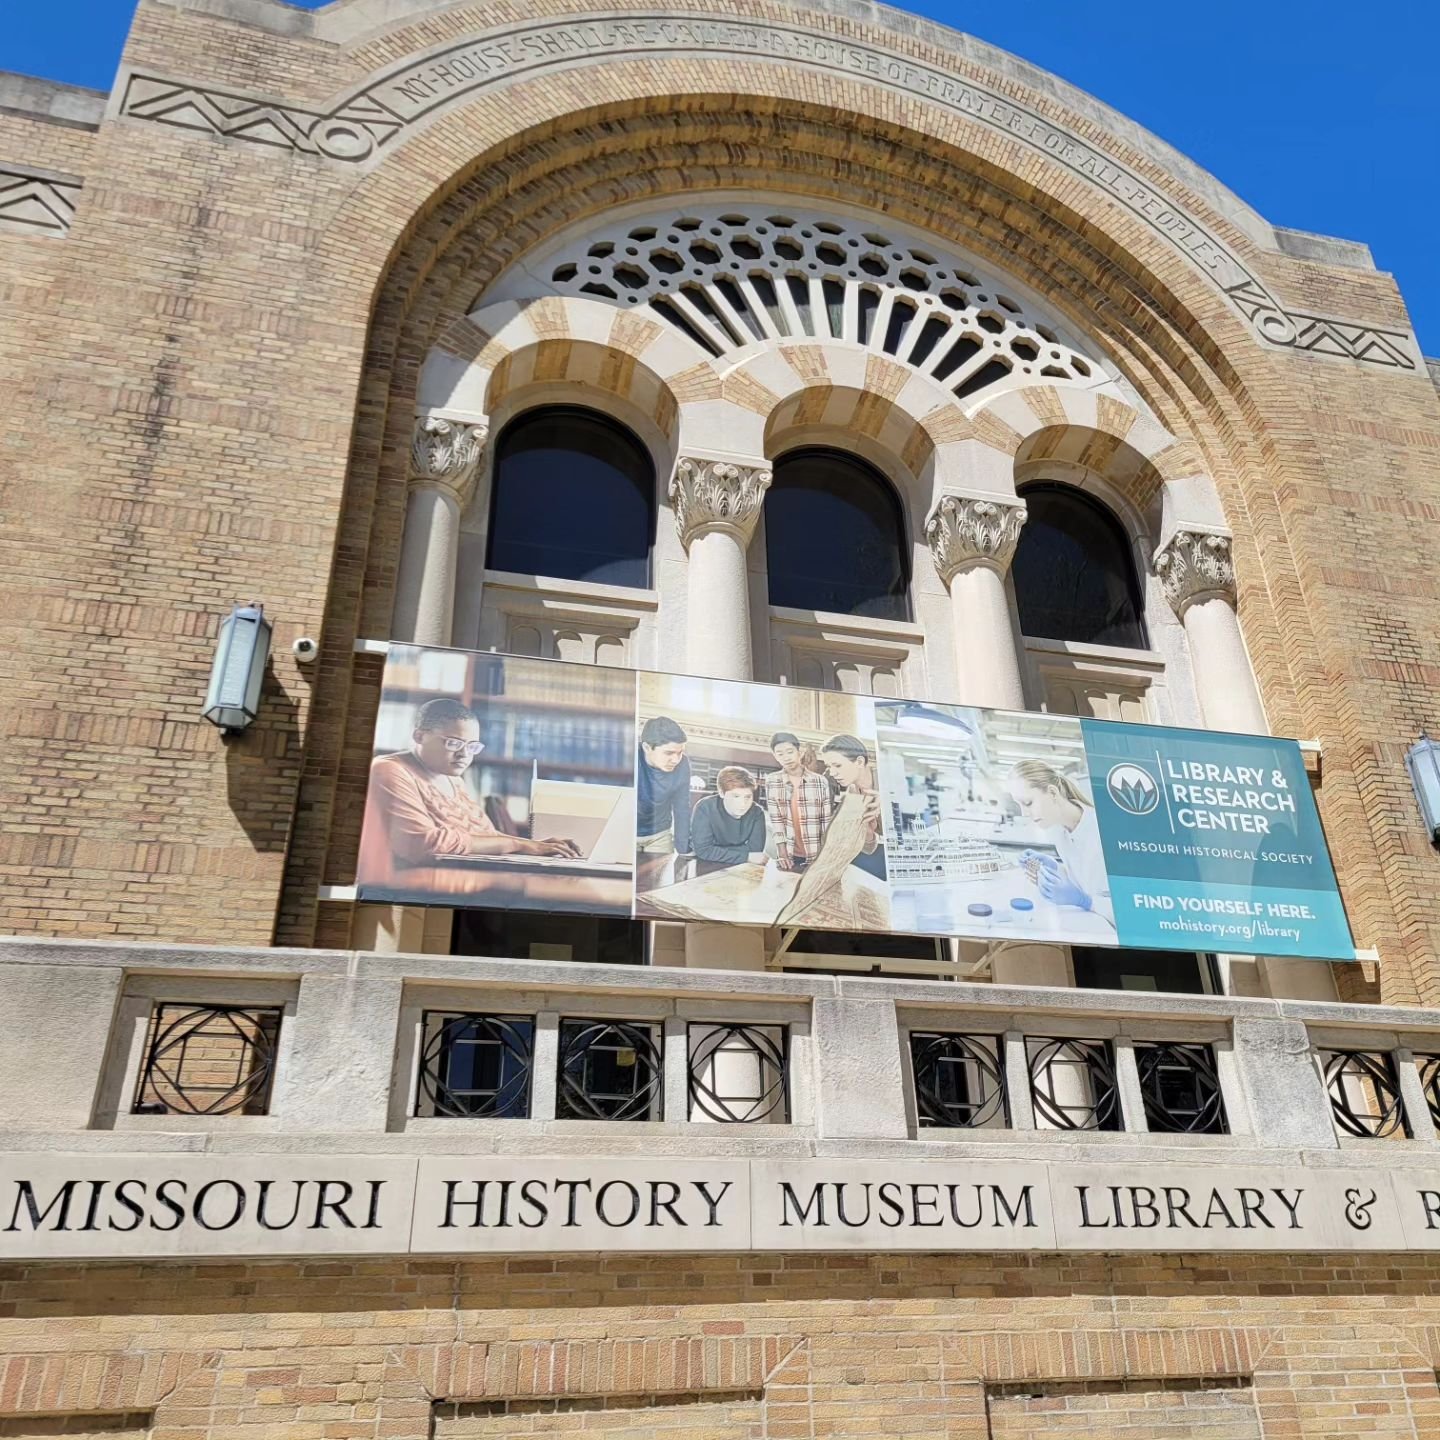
[
  {"xmin": 0, "ymin": 169, "xmax": 82, "ymax": 236},
  {"xmin": 115, "ymin": 11, "xmax": 1418, "ymax": 370}
]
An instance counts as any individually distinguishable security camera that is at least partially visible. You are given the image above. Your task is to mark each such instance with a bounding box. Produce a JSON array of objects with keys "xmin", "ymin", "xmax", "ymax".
[{"xmin": 292, "ymin": 636, "xmax": 319, "ymax": 663}]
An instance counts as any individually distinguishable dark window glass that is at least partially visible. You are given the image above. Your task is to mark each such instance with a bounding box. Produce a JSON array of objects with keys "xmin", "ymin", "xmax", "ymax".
[
  {"xmin": 445, "ymin": 1024, "xmax": 504, "ymax": 1096},
  {"xmin": 780, "ymin": 929, "xmax": 946, "ymax": 979},
  {"xmin": 787, "ymin": 929, "xmax": 941, "ymax": 961},
  {"xmin": 1071, "ymin": 945, "xmax": 1216, "ymax": 995},
  {"xmin": 765, "ymin": 448, "xmax": 910, "ymax": 620},
  {"xmin": 1012, "ymin": 482, "xmax": 1147, "ymax": 647},
  {"xmin": 487, "ymin": 407, "xmax": 655, "ymax": 587},
  {"xmin": 452, "ymin": 909, "xmax": 646, "ymax": 965},
  {"xmin": 556, "ymin": 1020, "xmax": 662, "ymax": 1121}
]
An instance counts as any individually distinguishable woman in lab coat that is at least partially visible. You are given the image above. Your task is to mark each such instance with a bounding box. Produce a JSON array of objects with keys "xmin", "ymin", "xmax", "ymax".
[
  {"xmin": 1006, "ymin": 760, "xmax": 1114, "ymax": 928},
  {"xmin": 818, "ymin": 734, "xmax": 886, "ymax": 880}
]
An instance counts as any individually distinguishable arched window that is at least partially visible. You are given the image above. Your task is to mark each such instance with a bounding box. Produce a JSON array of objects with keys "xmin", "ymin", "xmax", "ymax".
[
  {"xmin": 1012, "ymin": 482, "xmax": 1148, "ymax": 648},
  {"xmin": 486, "ymin": 407, "xmax": 655, "ymax": 587},
  {"xmin": 765, "ymin": 448, "xmax": 910, "ymax": 621}
]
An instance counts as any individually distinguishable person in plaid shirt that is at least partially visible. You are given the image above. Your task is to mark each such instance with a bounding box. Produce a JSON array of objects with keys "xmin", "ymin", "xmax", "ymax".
[{"xmin": 765, "ymin": 732, "xmax": 837, "ymax": 872}]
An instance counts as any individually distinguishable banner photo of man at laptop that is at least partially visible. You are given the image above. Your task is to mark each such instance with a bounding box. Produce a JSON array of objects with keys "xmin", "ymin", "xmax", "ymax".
[{"xmin": 356, "ymin": 646, "xmax": 636, "ymax": 915}]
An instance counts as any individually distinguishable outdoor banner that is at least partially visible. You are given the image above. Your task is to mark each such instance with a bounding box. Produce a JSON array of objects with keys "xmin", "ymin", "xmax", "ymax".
[{"xmin": 356, "ymin": 644, "xmax": 1358, "ymax": 961}]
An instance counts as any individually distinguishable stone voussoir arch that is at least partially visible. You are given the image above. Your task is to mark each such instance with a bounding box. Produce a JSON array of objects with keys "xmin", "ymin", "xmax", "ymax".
[
  {"xmin": 712, "ymin": 343, "xmax": 969, "ymax": 476},
  {"xmin": 307, "ymin": 64, "xmax": 1285, "ymax": 401},
  {"xmin": 421, "ymin": 294, "xmax": 697, "ymax": 450},
  {"xmin": 421, "ymin": 298, "xmax": 1000, "ymax": 493},
  {"xmin": 964, "ymin": 384, "xmax": 1225, "ymax": 530}
]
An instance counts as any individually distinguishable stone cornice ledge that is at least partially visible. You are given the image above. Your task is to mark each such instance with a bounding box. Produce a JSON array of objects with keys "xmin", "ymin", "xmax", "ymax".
[
  {"xmin": 0, "ymin": 935, "xmax": 1394, "ymax": 1021},
  {"xmin": 0, "ymin": 71, "xmax": 106, "ymax": 126}
]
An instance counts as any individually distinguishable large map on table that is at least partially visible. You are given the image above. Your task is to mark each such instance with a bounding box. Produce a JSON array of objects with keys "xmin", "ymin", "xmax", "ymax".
[{"xmin": 353, "ymin": 645, "xmax": 1358, "ymax": 962}]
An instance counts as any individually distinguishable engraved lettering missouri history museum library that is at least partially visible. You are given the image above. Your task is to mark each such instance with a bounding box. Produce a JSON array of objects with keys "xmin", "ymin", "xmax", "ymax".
[{"xmin": 6, "ymin": 1156, "xmax": 1440, "ymax": 1259}]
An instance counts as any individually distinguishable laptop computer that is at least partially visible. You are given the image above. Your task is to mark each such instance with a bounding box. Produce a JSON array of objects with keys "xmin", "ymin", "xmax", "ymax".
[
  {"xmin": 435, "ymin": 777, "xmax": 634, "ymax": 876},
  {"xmin": 527, "ymin": 779, "xmax": 634, "ymax": 867}
]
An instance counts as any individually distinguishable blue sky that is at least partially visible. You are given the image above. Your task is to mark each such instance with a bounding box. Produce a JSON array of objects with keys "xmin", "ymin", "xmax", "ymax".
[{"xmin": 5, "ymin": 1, "xmax": 1436, "ymax": 354}]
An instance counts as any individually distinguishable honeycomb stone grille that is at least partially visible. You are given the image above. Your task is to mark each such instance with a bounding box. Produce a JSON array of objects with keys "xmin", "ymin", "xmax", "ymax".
[{"xmin": 528, "ymin": 204, "xmax": 1100, "ymax": 404}]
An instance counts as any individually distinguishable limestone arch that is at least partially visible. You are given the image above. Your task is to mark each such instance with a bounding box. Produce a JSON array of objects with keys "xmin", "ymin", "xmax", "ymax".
[
  {"xmin": 763, "ymin": 377, "xmax": 932, "ymax": 491},
  {"xmin": 278, "ymin": 52, "xmax": 1309, "ymax": 947},
  {"xmin": 424, "ymin": 296, "xmax": 689, "ymax": 435},
  {"xmin": 316, "ymin": 84, "xmax": 1278, "ymax": 684},
  {"xmin": 966, "ymin": 386, "xmax": 1229, "ymax": 542}
]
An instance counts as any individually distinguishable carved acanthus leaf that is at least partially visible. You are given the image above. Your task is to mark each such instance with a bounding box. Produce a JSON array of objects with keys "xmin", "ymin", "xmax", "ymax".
[
  {"xmin": 1154, "ymin": 528, "xmax": 1237, "ymax": 616},
  {"xmin": 408, "ymin": 416, "xmax": 489, "ymax": 503},
  {"xmin": 925, "ymin": 493, "xmax": 1027, "ymax": 583},
  {"xmin": 669, "ymin": 456, "xmax": 772, "ymax": 549}
]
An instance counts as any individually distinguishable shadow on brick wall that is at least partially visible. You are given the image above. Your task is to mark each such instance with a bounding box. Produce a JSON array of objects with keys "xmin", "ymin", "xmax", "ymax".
[{"xmin": 223, "ymin": 657, "xmax": 302, "ymax": 852}]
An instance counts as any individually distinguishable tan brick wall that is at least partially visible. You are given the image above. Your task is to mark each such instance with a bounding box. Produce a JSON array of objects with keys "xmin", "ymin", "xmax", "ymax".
[
  {"xmin": 0, "ymin": 1421, "xmax": 150, "ymax": 1440},
  {"xmin": 435, "ymin": 1392, "xmax": 765, "ymax": 1438},
  {"xmin": 988, "ymin": 1378, "xmax": 1261, "ymax": 1439},
  {"xmin": 0, "ymin": 0, "xmax": 1439, "ymax": 1005},
  {"xmin": 0, "ymin": 1253, "xmax": 1439, "ymax": 1437}
]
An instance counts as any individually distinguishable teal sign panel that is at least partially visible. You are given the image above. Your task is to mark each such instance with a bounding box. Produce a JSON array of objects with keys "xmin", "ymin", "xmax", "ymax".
[{"xmin": 1080, "ymin": 721, "xmax": 1354, "ymax": 960}]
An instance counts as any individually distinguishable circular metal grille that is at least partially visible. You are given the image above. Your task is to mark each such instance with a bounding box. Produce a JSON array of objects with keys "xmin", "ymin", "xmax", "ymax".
[
  {"xmin": 557, "ymin": 1019, "xmax": 664, "ymax": 1122},
  {"xmin": 910, "ymin": 1031, "xmax": 1007, "ymax": 1128}
]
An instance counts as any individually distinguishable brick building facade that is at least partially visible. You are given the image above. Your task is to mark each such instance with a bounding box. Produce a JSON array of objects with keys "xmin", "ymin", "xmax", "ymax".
[{"xmin": 4, "ymin": 0, "xmax": 1440, "ymax": 1434}]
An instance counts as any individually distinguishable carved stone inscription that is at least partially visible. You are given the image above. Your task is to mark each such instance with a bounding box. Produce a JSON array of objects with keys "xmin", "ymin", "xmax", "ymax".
[
  {"xmin": 7, "ymin": 1154, "xmax": 1440, "ymax": 1259},
  {"xmin": 0, "ymin": 1156, "xmax": 417, "ymax": 1260},
  {"xmin": 114, "ymin": 14, "xmax": 1418, "ymax": 366},
  {"xmin": 371, "ymin": 17, "xmax": 1246, "ymax": 286}
]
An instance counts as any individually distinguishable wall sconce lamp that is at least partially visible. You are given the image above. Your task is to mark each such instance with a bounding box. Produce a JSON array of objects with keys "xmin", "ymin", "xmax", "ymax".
[
  {"xmin": 203, "ymin": 602, "xmax": 272, "ymax": 734},
  {"xmin": 1405, "ymin": 732, "xmax": 1440, "ymax": 844}
]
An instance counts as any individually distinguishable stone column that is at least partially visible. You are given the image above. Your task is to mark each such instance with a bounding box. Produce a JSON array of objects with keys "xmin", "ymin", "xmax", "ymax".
[
  {"xmin": 669, "ymin": 455, "xmax": 771, "ymax": 683},
  {"xmin": 1155, "ymin": 531, "xmax": 1335, "ymax": 1002},
  {"xmin": 669, "ymin": 457, "xmax": 771, "ymax": 975},
  {"xmin": 1154, "ymin": 528, "xmax": 1266, "ymax": 735},
  {"xmin": 924, "ymin": 491, "xmax": 1028, "ymax": 711},
  {"xmin": 356, "ymin": 416, "xmax": 486, "ymax": 958},
  {"xmin": 393, "ymin": 416, "xmax": 488, "ymax": 647}
]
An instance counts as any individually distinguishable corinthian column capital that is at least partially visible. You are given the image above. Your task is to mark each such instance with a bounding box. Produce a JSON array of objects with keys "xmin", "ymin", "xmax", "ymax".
[
  {"xmin": 925, "ymin": 491, "xmax": 1027, "ymax": 584},
  {"xmin": 1154, "ymin": 527, "xmax": 1237, "ymax": 618},
  {"xmin": 408, "ymin": 415, "xmax": 489, "ymax": 505},
  {"xmin": 669, "ymin": 455, "xmax": 772, "ymax": 550}
]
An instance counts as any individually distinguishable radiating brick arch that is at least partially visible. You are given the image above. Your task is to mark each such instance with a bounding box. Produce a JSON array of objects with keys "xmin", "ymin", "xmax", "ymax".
[
  {"xmin": 944, "ymin": 1325, "xmax": 1262, "ymax": 1383},
  {"xmin": 0, "ymin": 1349, "xmax": 221, "ymax": 1427}
]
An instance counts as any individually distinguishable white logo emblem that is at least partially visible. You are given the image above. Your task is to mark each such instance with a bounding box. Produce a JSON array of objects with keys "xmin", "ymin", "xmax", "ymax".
[{"xmin": 1106, "ymin": 762, "xmax": 1159, "ymax": 816}]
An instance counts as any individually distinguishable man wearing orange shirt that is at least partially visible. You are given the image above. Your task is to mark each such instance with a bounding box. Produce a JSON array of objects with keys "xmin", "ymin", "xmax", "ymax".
[{"xmin": 359, "ymin": 698, "xmax": 580, "ymax": 888}]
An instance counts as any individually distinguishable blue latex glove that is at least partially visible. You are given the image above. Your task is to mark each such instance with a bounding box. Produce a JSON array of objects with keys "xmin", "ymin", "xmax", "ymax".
[{"xmin": 1035, "ymin": 855, "xmax": 1092, "ymax": 910}]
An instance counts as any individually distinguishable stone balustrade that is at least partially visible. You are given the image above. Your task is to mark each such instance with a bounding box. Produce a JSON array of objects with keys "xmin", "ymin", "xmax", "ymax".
[
  {"xmin": 2, "ymin": 936, "xmax": 1437, "ymax": 1157},
  {"xmin": 10, "ymin": 938, "xmax": 1440, "ymax": 1258}
]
